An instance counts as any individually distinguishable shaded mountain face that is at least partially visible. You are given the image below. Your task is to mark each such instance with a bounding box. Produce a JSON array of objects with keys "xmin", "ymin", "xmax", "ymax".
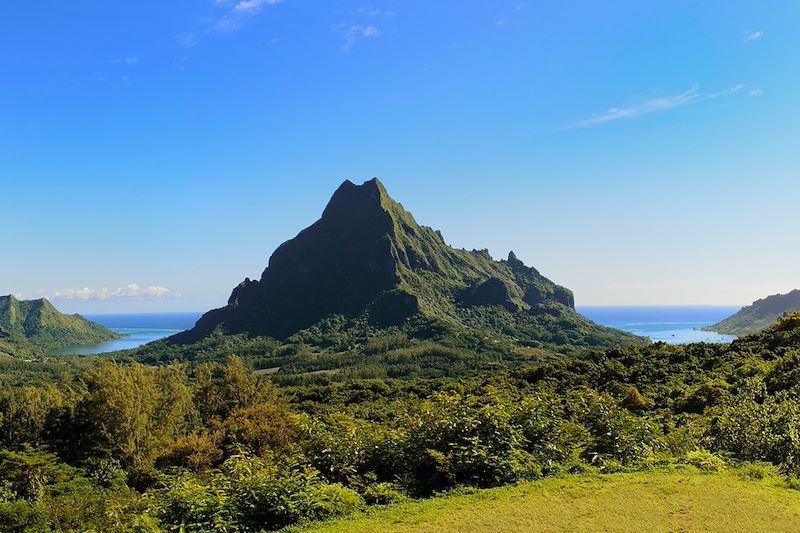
[
  {"xmin": 0, "ymin": 294, "xmax": 119, "ymax": 349},
  {"xmin": 188, "ymin": 180, "xmax": 404, "ymax": 340},
  {"xmin": 707, "ymin": 290, "xmax": 800, "ymax": 336},
  {"xmin": 175, "ymin": 178, "xmax": 640, "ymax": 349}
]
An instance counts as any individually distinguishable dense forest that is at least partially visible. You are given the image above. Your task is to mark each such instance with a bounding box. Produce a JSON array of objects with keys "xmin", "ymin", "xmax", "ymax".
[{"xmin": 2, "ymin": 313, "xmax": 800, "ymax": 531}]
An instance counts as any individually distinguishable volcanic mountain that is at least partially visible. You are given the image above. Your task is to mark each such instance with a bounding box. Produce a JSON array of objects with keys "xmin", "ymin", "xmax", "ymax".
[
  {"xmin": 0, "ymin": 294, "xmax": 119, "ymax": 356},
  {"xmin": 174, "ymin": 179, "xmax": 642, "ymax": 351}
]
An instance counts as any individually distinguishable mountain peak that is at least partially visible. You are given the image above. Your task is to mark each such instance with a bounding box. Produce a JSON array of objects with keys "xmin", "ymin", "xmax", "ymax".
[
  {"xmin": 174, "ymin": 179, "xmax": 641, "ymax": 350},
  {"xmin": 0, "ymin": 294, "xmax": 118, "ymax": 348},
  {"xmin": 323, "ymin": 178, "xmax": 392, "ymax": 221}
]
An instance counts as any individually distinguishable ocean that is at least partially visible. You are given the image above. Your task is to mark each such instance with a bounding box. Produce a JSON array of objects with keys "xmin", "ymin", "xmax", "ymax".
[
  {"xmin": 50, "ymin": 312, "xmax": 202, "ymax": 355},
  {"xmin": 52, "ymin": 306, "xmax": 741, "ymax": 355},
  {"xmin": 577, "ymin": 306, "xmax": 740, "ymax": 344}
]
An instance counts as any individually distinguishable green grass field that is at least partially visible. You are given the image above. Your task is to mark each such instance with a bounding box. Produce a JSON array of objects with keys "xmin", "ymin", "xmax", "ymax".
[{"xmin": 295, "ymin": 470, "xmax": 800, "ymax": 533}]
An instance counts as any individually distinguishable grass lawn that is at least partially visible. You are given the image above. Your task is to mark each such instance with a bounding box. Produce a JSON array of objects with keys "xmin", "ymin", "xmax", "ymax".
[{"xmin": 294, "ymin": 470, "xmax": 800, "ymax": 533}]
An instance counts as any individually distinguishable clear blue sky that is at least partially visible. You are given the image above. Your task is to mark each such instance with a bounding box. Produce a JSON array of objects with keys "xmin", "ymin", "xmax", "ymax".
[{"xmin": 2, "ymin": 1, "xmax": 798, "ymax": 313}]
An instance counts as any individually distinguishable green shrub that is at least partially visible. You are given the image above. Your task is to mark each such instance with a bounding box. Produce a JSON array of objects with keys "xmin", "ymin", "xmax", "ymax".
[
  {"xmin": 157, "ymin": 474, "xmax": 225, "ymax": 531},
  {"xmin": 683, "ymin": 450, "xmax": 726, "ymax": 472},
  {"xmin": 620, "ymin": 387, "xmax": 648, "ymax": 412},
  {"xmin": 0, "ymin": 500, "xmax": 49, "ymax": 533},
  {"xmin": 361, "ymin": 483, "xmax": 408, "ymax": 505},
  {"xmin": 156, "ymin": 453, "xmax": 363, "ymax": 532},
  {"xmin": 221, "ymin": 454, "xmax": 363, "ymax": 530},
  {"xmin": 568, "ymin": 388, "xmax": 659, "ymax": 465},
  {"xmin": 710, "ymin": 383, "xmax": 800, "ymax": 472},
  {"xmin": 390, "ymin": 391, "xmax": 537, "ymax": 496},
  {"xmin": 736, "ymin": 462, "xmax": 779, "ymax": 480}
]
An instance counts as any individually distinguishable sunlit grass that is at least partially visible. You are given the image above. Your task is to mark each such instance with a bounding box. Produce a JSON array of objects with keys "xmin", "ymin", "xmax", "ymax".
[{"xmin": 294, "ymin": 470, "xmax": 800, "ymax": 533}]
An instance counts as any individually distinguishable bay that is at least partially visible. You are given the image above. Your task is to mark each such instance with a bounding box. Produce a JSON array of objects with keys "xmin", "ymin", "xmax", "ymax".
[
  {"xmin": 578, "ymin": 305, "xmax": 740, "ymax": 344},
  {"xmin": 50, "ymin": 312, "xmax": 202, "ymax": 355}
]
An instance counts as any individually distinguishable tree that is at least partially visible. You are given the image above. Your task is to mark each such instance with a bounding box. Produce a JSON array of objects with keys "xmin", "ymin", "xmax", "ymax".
[{"xmin": 77, "ymin": 362, "xmax": 194, "ymax": 467}]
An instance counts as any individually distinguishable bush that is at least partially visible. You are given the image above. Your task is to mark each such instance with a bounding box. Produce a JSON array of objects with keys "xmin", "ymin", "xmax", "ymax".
[
  {"xmin": 710, "ymin": 383, "xmax": 800, "ymax": 472},
  {"xmin": 736, "ymin": 462, "xmax": 779, "ymax": 480},
  {"xmin": 0, "ymin": 500, "xmax": 49, "ymax": 533},
  {"xmin": 220, "ymin": 404, "xmax": 300, "ymax": 457},
  {"xmin": 390, "ymin": 391, "xmax": 537, "ymax": 495},
  {"xmin": 156, "ymin": 432, "xmax": 223, "ymax": 472},
  {"xmin": 620, "ymin": 387, "xmax": 648, "ymax": 412},
  {"xmin": 683, "ymin": 450, "xmax": 725, "ymax": 472},
  {"xmin": 361, "ymin": 482, "xmax": 408, "ymax": 505},
  {"xmin": 157, "ymin": 474, "xmax": 225, "ymax": 531},
  {"xmin": 156, "ymin": 453, "xmax": 363, "ymax": 532},
  {"xmin": 568, "ymin": 388, "xmax": 659, "ymax": 465}
]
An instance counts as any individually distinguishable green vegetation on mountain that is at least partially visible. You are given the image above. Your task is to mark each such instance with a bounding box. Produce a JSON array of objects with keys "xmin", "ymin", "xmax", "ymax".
[
  {"xmin": 0, "ymin": 295, "xmax": 119, "ymax": 358},
  {"xmin": 706, "ymin": 289, "xmax": 800, "ymax": 336},
  {"xmin": 159, "ymin": 179, "xmax": 643, "ymax": 375},
  {"xmin": 2, "ymin": 313, "xmax": 800, "ymax": 531}
]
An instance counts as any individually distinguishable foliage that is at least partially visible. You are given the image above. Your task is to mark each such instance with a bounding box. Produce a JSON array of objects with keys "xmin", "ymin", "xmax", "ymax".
[
  {"xmin": 0, "ymin": 313, "xmax": 800, "ymax": 530},
  {"xmin": 156, "ymin": 453, "xmax": 363, "ymax": 532},
  {"xmin": 74, "ymin": 362, "xmax": 195, "ymax": 467}
]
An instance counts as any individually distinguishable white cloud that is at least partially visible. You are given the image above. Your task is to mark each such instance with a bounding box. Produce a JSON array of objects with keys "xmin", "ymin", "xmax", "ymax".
[
  {"xmin": 234, "ymin": 0, "xmax": 278, "ymax": 13},
  {"xmin": 180, "ymin": 0, "xmax": 282, "ymax": 43},
  {"xmin": 749, "ymin": 88, "xmax": 763, "ymax": 96},
  {"xmin": 341, "ymin": 24, "xmax": 380, "ymax": 50},
  {"xmin": 53, "ymin": 284, "xmax": 181, "ymax": 302},
  {"xmin": 743, "ymin": 30, "xmax": 764, "ymax": 42},
  {"xmin": 178, "ymin": 32, "xmax": 200, "ymax": 47},
  {"xmin": 563, "ymin": 84, "xmax": 748, "ymax": 130},
  {"xmin": 562, "ymin": 87, "xmax": 699, "ymax": 130},
  {"xmin": 213, "ymin": 0, "xmax": 282, "ymax": 32},
  {"xmin": 707, "ymin": 83, "xmax": 744, "ymax": 99},
  {"xmin": 355, "ymin": 7, "xmax": 394, "ymax": 18},
  {"xmin": 110, "ymin": 57, "xmax": 139, "ymax": 65}
]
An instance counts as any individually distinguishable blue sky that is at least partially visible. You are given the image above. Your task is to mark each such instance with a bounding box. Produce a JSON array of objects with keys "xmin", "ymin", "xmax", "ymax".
[{"xmin": 1, "ymin": 0, "xmax": 798, "ymax": 313}]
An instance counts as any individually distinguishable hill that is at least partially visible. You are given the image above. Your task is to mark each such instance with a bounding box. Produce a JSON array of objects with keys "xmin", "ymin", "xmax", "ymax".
[
  {"xmin": 160, "ymin": 178, "xmax": 644, "ymax": 373},
  {"xmin": 0, "ymin": 294, "xmax": 119, "ymax": 357},
  {"xmin": 706, "ymin": 289, "xmax": 800, "ymax": 336}
]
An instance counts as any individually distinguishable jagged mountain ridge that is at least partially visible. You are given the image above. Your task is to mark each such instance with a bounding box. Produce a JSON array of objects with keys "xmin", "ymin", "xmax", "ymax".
[
  {"xmin": 0, "ymin": 294, "xmax": 119, "ymax": 349},
  {"xmin": 707, "ymin": 289, "xmax": 800, "ymax": 336},
  {"xmin": 174, "ymin": 178, "xmax": 641, "ymax": 350}
]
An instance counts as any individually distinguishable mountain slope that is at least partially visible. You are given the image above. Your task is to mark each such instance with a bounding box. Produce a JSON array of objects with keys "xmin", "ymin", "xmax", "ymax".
[
  {"xmin": 706, "ymin": 290, "xmax": 800, "ymax": 336},
  {"xmin": 172, "ymin": 179, "xmax": 642, "ymax": 359},
  {"xmin": 0, "ymin": 295, "xmax": 119, "ymax": 356}
]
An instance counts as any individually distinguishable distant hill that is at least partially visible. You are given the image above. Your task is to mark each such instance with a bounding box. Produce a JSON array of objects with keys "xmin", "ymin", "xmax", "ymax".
[
  {"xmin": 167, "ymin": 178, "xmax": 643, "ymax": 369},
  {"xmin": 706, "ymin": 289, "xmax": 800, "ymax": 336},
  {"xmin": 0, "ymin": 295, "xmax": 119, "ymax": 357}
]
